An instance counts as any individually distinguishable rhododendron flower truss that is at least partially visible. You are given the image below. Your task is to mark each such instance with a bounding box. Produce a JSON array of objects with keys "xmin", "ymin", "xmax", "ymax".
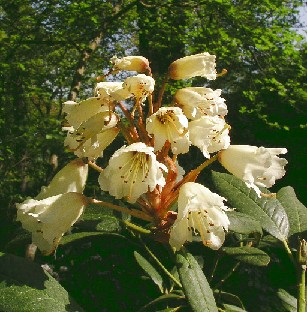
[
  {"xmin": 219, "ymin": 145, "xmax": 288, "ymax": 196},
  {"xmin": 17, "ymin": 193, "xmax": 88, "ymax": 255},
  {"xmin": 189, "ymin": 115, "xmax": 230, "ymax": 158},
  {"xmin": 64, "ymin": 110, "xmax": 119, "ymax": 160},
  {"xmin": 174, "ymin": 87, "xmax": 228, "ymax": 119},
  {"xmin": 169, "ymin": 182, "xmax": 230, "ymax": 251},
  {"xmin": 99, "ymin": 142, "xmax": 167, "ymax": 203},
  {"xmin": 168, "ymin": 52, "xmax": 216, "ymax": 80},
  {"xmin": 146, "ymin": 107, "xmax": 190, "ymax": 154}
]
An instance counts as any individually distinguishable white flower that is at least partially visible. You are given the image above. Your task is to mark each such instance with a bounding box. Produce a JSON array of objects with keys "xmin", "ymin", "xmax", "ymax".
[
  {"xmin": 122, "ymin": 74, "xmax": 155, "ymax": 103},
  {"xmin": 94, "ymin": 81, "xmax": 125, "ymax": 97},
  {"xmin": 218, "ymin": 145, "xmax": 288, "ymax": 196},
  {"xmin": 146, "ymin": 107, "xmax": 190, "ymax": 154},
  {"xmin": 62, "ymin": 100, "xmax": 78, "ymax": 114},
  {"xmin": 99, "ymin": 142, "xmax": 167, "ymax": 203},
  {"xmin": 111, "ymin": 55, "xmax": 150, "ymax": 73},
  {"xmin": 168, "ymin": 52, "xmax": 216, "ymax": 80},
  {"xmin": 17, "ymin": 193, "xmax": 88, "ymax": 254},
  {"xmin": 63, "ymin": 97, "xmax": 109, "ymax": 129},
  {"xmin": 174, "ymin": 87, "xmax": 228, "ymax": 119},
  {"xmin": 64, "ymin": 111, "xmax": 119, "ymax": 160},
  {"xmin": 36, "ymin": 159, "xmax": 88, "ymax": 200},
  {"xmin": 16, "ymin": 158, "xmax": 89, "ymax": 254},
  {"xmin": 169, "ymin": 182, "xmax": 230, "ymax": 250},
  {"xmin": 189, "ymin": 116, "xmax": 230, "ymax": 158}
]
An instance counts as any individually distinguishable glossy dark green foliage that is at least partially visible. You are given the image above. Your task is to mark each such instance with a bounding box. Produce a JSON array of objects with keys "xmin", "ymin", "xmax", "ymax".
[
  {"xmin": 0, "ymin": 252, "xmax": 83, "ymax": 312},
  {"xmin": 176, "ymin": 248, "xmax": 218, "ymax": 312},
  {"xmin": 211, "ymin": 171, "xmax": 289, "ymax": 241}
]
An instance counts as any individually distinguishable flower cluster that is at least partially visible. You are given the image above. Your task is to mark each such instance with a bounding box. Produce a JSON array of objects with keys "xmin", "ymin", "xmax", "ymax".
[{"xmin": 16, "ymin": 53, "xmax": 288, "ymax": 254}]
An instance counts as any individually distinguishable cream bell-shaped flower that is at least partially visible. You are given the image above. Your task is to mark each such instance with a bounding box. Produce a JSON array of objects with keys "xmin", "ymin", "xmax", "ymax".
[
  {"xmin": 189, "ymin": 116, "xmax": 230, "ymax": 158},
  {"xmin": 218, "ymin": 145, "xmax": 288, "ymax": 196},
  {"xmin": 95, "ymin": 81, "xmax": 132, "ymax": 102},
  {"xmin": 174, "ymin": 87, "xmax": 228, "ymax": 119},
  {"xmin": 122, "ymin": 74, "xmax": 155, "ymax": 103},
  {"xmin": 94, "ymin": 81, "xmax": 125, "ymax": 98},
  {"xmin": 63, "ymin": 97, "xmax": 109, "ymax": 129},
  {"xmin": 146, "ymin": 107, "xmax": 190, "ymax": 154},
  {"xmin": 169, "ymin": 182, "xmax": 230, "ymax": 250},
  {"xmin": 62, "ymin": 100, "xmax": 78, "ymax": 114},
  {"xmin": 35, "ymin": 159, "xmax": 88, "ymax": 200},
  {"xmin": 64, "ymin": 110, "xmax": 119, "ymax": 160},
  {"xmin": 111, "ymin": 55, "xmax": 150, "ymax": 73},
  {"xmin": 168, "ymin": 52, "xmax": 216, "ymax": 80},
  {"xmin": 16, "ymin": 193, "xmax": 88, "ymax": 254},
  {"xmin": 99, "ymin": 142, "xmax": 167, "ymax": 203}
]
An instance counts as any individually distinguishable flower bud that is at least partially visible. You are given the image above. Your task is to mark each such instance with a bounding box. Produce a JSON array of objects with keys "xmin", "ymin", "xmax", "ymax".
[
  {"xmin": 168, "ymin": 52, "xmax": 216, "ymax": 80},
  {"xmin": 111, "ymin": 55, "xmax": 150, "ymax": 73}
]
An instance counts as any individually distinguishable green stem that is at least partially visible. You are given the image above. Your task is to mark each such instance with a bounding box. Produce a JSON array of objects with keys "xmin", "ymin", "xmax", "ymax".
[
  {"xmin": 282, "ymin": 239, "xmax": 296, "ymax": 267},
  {"xmin": 298, "ymin": 265, "xmax": 306, "ymax": 312},
  {"xmin": 195, "ymin": 153, "xmax": 219, "ymax": 173},
  {"xmin": 213, "ymin": 262, "xmax": 240, "ymax": 290},
  {"xmin": 141, "ymin": 240, "xmax": 182, "ymax": 288},
  {"xmin": 208, "ymin": 253, "xmax": 221, "ymax": 283},
  {"xmin": 122, "ymin": 220, "xmax": 151, "ymax": 235},
  {"xmin": 88, "ymin": 161, "xmax": 104, "ymax": 173},
  {"xmin": 90, "ymin": 198, "xmax": 153, "ymax": 222}
]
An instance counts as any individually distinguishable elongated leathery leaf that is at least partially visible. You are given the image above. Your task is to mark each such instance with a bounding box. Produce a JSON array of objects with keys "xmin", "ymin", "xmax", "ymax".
[
  {"xmin": 212, "ymin": 172, "xmax": 289, "ymax": 241},
  {"xmin": 226, "ymin": 211, "xmax": 262, "ymax": 236},
  {"xmin": 222, "ymin": 247, "xmax": 270, "ymax": 266},
  {"xmin": 277, "ymin": 186, "xmax": 307, "ymax": 237},
  {"xmin": 0, "ymin": 252, "xmax": 83, "ymax": 312},
  {"xmin": 276, "ymin": 289, "xmax": 297, "ymax": 312},
  {"xmin": 176, "ymin": 248, "xmax": 218, "ymax": 312},
  {"xmin": 134, "ymin": 251, "xmax": 164, "ymax": 293}
]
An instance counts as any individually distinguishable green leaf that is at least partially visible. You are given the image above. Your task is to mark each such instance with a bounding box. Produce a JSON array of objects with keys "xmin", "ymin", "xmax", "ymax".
[
  {"xmin": 221, "ymin": 246, "xmax": 270, "ymax": 266},
  {"xmin": 138, "ymin": 293, "xmax": 185, "ymax": 312},
  {"xmin": 227, "ymin": 211, "xmax": 262, "ymax": 235},
  {"xmin": 223, "ymin": 304, "xmax": 247, "ymax": 312},
  {"xmin": 79, "ymin": 204, "xmax": 121, "ymax": 232},
  {"xmin": 59, "ymin": 232, "xmax": 126, "ymax": 246},
  {"xmin": 134, "ymin": 251, "xmax": 164, "ymax": 293},
  {"xmin": 156, "ymin": 308, "xmax": 181, "ymax": 312},
  {"xmin": 277, "ymin": 186, "xmax": 307, "ymax": 237},
  {"xmin": 211, "ymin": 172, "xmax": 289, "ymax": 241},
  {"xmin": 176, "ymin": 248, "xmax": 218, "ymax": 312},
  {"xmin": 213, "ymin": 291, "xmax": 245, "ymax": 310},
  {"xmin": 0, "ymin": 252, "xmax": 83, "ymax": 312},
  {"xmin": 276, "ymin": 289, "xmax": 297, "ymax": 312}
]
